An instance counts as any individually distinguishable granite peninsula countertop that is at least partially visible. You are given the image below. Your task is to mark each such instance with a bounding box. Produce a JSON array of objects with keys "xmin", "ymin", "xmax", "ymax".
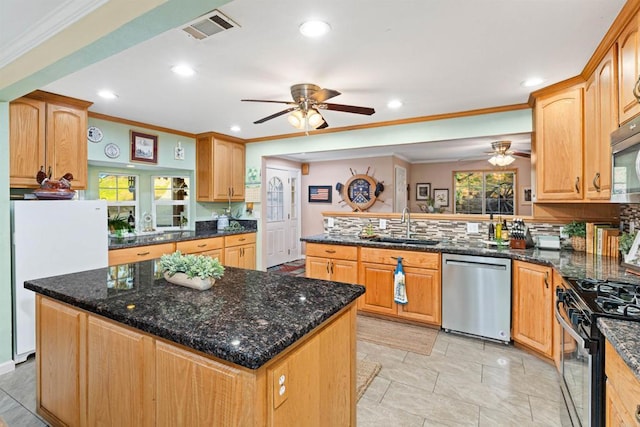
[
  {"xmin": 25, "ymin": 262, "xmax": 364, "ymax": 369},
  {"xmin": 109, "ymin": 225, "xmax": 257, "ymax": 250},
  {"xmin": 301, "ymin": 234, "xmax": 640, "ymax": 285},
  {"xmin": 598, "ymin": 318, "xmax": 640, "ymax": 381}
]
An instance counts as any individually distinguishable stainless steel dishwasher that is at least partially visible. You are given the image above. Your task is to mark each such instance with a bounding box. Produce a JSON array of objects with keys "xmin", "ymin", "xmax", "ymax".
[{"xmin": 441, "ymin": 253, "xmax": 511, "ymax": 342}]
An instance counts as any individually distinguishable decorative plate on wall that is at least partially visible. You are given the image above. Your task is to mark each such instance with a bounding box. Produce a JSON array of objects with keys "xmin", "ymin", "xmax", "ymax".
[
  {"xmin": 87, "ymin": 126, "xmax": 103, "ymax": 143},
  {"xmin": 104, "ymin": 143, "xmax": 120, "ymax": 159}
]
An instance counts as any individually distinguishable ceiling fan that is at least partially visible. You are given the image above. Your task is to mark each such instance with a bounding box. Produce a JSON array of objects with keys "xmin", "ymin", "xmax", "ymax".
[
  {"xmin": 485, "ymin": 140, "xmax": 530, "ymax": 166},
  {"xmin": 241, "ymin": 83, "xmax": 375, "ymax": 130}
]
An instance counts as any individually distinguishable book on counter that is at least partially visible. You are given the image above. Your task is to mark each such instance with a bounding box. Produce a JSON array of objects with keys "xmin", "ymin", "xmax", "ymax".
[{"xmin": 585, "ymin": 222, "xmax": 619, "ymax": 256}]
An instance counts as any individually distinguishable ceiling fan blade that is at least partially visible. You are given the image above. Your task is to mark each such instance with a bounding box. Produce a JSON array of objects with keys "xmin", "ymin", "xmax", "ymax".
[
  {"xmin": 241, "ymin": 99, "xmax": 296, "ymax": 105},
  {"xmin": 320, "ymin": 103, "xmax": 375, "ymax": 115},
  {"xmin": 513, "ymin": 151, "xmax": 531, "ymax": 158},
  {"xmin": 316, "ymin": 119, "xmax": 329, "ymax": 130},
  {"xmin": 311, "ymin": 88, "xmax": 341, "ymax": 103},
  {"xmin": 253, "ymin": 107, "xmax": 297, "ymax": 124}
]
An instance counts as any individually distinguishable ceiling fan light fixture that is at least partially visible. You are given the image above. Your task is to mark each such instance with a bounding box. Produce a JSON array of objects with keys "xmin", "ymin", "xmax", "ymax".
[
  {"xmin": 287, "ymin": 110, "xmax": 306, "ymax": 129},
  {"xmin": 307, "ymin": 109, "xmax": 324, "ymax": 128},
  {"xmin": 299, "ymin": 20, "xmax": 331, "ymax": 38},
  {"xmin": 488, "ymin": 154, "xmax": 516, "ymax": 167}
]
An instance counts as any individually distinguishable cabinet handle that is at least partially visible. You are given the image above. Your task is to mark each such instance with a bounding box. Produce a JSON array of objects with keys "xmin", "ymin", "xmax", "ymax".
[
  {"xmin": 575, "ymin": 176, "xmax": 580, "ymax": 193},
  {"xmin": 593, "ymin": 172, "xmax": 600, "ymax": 192},
  {"xmin": 326, "ymin": 261, "xmax": 330, "ymax": 274},
  {"xmin": 330, "ymin": 261, "xmax": 334, "ymax": 274},
  {"xmin": 544, "ymin": 271, "xmax": 549, "ymax": 289},
  {"xmin": 635, "ymin": 404, "xmax": 640, "ymax": 422},
  {"xmin": 137, "ymin": 251, "xmax": 150, "ymax": 256},
  {"xmin": 239, "ymin": 238, "xmax": 246, "ymax": 242},
  {"xmin": 197, "ymin": 244, "xmax": 207, "ymax": 248},
  {"xmin": 47, "ymin": 166, "xmax": 52, "ymax": 179},
  {"xmin": 240, "ymin": 248, "xmax": 244, "ymax": 257},
  {"xmin": 325, "ymin": 249, "xmax": 336, "ymax": 254}
]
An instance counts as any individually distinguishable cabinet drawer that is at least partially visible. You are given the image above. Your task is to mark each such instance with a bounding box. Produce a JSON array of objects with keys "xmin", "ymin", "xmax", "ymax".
[
  {"xmin": 360, "ymin": 247, "xmax": 439, "ymax": 269},
  {"xmin": 176, "ymin": 237, "xmax": 223, "ymax": 254},
  {"xmin": 306, "ymin": 243, "xmax": 358, "ymax": 261},
  {"xmin": 605, "ymin": 339, "xmax": 640, "ymax": 422},
  {"xmin": 224, "ymin": 233, "xmax": 256, "ymax": 247},
  {"xmin": 108, "ymin": 243, "xmax": 175, "ymax": 266}
]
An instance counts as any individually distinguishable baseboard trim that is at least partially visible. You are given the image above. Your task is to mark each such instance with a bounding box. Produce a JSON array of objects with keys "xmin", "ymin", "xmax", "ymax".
[{"xmin": 0, "ymin": 359, "xmax": 16, "ymax": 376}]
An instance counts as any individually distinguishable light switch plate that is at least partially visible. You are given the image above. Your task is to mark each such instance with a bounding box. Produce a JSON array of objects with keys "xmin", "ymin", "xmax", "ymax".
[
  {"xmin": 379, "ymin": 219, "xmax": 387, "ymax": 229},
  {"xmin": 327, "ymin": 218, "xmax": 335, "ymax": 228},
  {"xmin": 467, "ymin": 223, "xmax": 479, "ymax": 233}
]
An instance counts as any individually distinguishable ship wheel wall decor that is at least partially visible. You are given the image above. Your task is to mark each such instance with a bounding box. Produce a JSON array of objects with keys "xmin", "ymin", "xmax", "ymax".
[{"xmin": 342, "ymin": 174, "xmax": 378, "ymax": 211}]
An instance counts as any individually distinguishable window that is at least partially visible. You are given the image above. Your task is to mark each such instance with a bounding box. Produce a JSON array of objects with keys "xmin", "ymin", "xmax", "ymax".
[
  {"xmin": 454, "ymin": 170, "xmax": 515, "ymax": 215},
  {"xmin": 98, "ymin": 173, "xmax": 139, "ymax": 222},
  {"xmin": 152, "ymin": 176, "xmax": 190, "ymax": 230},
  {"xmin": 267, "ymin": 176, "xmax": 284, "ymax": 222}
]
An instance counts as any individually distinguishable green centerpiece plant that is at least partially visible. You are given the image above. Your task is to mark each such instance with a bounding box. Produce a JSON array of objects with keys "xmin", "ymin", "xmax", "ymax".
[
  {"xmin": 619, "ymin": 231, "xmax": 637, "ymax": 256},
  {"xmin": 160, "ymin": 251, "xmax": 225, "ymax": 290},
  {"xmin": 564, "ymin": 221, "xmax": 586, "ymax": 252}
]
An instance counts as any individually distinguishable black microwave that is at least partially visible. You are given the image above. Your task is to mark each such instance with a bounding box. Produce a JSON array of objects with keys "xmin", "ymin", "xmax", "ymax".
[{"xmin": 611, "ymin": 115, "xmax": 640, "ymax": 202}]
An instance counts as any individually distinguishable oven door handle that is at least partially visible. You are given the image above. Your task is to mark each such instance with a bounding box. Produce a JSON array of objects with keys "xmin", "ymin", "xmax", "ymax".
[{"xmin": 554, "ymin": 300, "xmax": 596, "ymax": 354}]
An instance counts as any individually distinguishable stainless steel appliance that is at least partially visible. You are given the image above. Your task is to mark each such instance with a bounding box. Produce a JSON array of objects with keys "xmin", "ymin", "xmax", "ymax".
[
  {"xmin": 441, "ymin": 253, "xmax": 511, "ymax": 342},
  {"xmin": 611, "ymin": 114, "xmax": 640, "ymax": 202},
  {"xmin": 556, "ymin": 278, "xmax": 640, "ymax": 426}
]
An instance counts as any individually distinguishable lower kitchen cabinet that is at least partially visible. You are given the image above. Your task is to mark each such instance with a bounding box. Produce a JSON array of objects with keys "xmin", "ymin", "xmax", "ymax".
[
  {"xmin": 605, "ymin": 339, "xmax": 640, "ymax": 426},
  {"xmin": 176, "ymin": 236, "xmax": 224, "ymax": 262},
  {"xmin": 224, "ymin": 233, "xmax": 256, "ymax": 269},
  {"xmin": 512, "ymin": 260, "xmax": 554, "ymax": 358},
  {"xmin": 359, "ymin": 247, "xmax": 441, "ymax": 326},
  {"xmin": 108, "ymin": 243, "xmax": 175, "ymax": 266},
  {"xmin": 305, "ymin": 243, "xmax": 358, "ymax": 284}
]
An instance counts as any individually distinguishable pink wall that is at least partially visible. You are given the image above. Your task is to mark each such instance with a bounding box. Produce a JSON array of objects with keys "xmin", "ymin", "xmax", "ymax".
[{"xmin": 409, "ymin": 157, "xmax": 532, "ymax": 215}]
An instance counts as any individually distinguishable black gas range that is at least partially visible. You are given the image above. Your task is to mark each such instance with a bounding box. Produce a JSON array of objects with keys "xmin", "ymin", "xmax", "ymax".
[{"xmin": 556, "ymin": 277, "xmax": 640, "ymax": 426}]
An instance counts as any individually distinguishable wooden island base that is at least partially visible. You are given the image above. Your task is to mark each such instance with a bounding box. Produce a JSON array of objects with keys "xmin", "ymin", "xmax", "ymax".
[{"xmin": 35, "ymin": 295, "xmax": 357, "ymax": 427}]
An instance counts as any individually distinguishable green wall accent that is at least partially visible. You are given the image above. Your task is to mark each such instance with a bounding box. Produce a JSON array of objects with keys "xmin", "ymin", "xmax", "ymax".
[{"xmin": 0, "ymin": 103, "xmax": 12, "ymax": 368}]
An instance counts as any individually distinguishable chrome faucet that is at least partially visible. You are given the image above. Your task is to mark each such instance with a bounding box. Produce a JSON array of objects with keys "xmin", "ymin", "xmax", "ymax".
[{"xmin": 401, "ymin": 206, "xmax": 411, "ymax": 238}]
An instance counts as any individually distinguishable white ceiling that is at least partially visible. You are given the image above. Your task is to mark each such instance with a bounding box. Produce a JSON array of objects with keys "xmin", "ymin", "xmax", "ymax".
[{"xmin": 4, "ymin": 0, "xmax": 627, "ymax": 162}]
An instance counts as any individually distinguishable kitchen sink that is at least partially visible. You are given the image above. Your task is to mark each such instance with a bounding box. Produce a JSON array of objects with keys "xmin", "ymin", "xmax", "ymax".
[{"xmin": 372, "ymin": 237, "xmax": 439, "ymax": 245}]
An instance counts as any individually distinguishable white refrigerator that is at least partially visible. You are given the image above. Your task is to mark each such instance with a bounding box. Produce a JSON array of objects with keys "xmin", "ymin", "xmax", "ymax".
[{"xmin": 11, "ymin": 200, "xmax": 108, "ymax": 362}]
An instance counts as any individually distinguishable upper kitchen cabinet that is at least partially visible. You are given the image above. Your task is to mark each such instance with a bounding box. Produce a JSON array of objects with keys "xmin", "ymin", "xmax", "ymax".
[
  {"xmin": 196, "ymin": 133, "xmax": 245, "ymax": 202},
  {"xmin": 585, "ymin": 47, "xmax": 618, "ymax": 200},
  {"xmin": 10, "ymin": 91, "xmax": 92, "ymax": 189},
  {"xmin": 533, "ymin": 85, "xmax": 584, "ymax": 201},
  {"xmin": 617, "ymin": 10, "xmax": 640, "ymax": 124}
]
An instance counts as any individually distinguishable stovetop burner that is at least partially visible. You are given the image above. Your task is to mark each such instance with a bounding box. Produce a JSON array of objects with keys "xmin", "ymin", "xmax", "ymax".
[{"xmin": 568, "ymin": 277, "xmax": 640, "ymax": 321}]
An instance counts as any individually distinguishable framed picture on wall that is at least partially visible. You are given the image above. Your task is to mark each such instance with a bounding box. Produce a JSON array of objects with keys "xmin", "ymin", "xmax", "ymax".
[
  {"xmin": 522, "ymin": 186, "xmax": 532, "ymax": 205},
  {"xmin": 308, "ymin": 185, "xmax": 332, "ymax": 203},
  {"xmin": 416, "ymin": 183, "xmax": 431, "ymax": 201},
  {"xmin": 433, "ymin": 188, "xmax": 449, "ymax": 207},
  {"xmin": 130, "ymin": 131, "xmax": 158, "ymax": 164}
]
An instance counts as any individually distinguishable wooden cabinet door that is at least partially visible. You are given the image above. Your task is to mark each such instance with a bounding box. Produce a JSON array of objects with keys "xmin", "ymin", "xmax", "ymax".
[
  {"xmin": 213, "ymin": 139, "xmax": 233, "ymax": 200},
  {"xmin": 200, "ymin": 248, "xmax": 223, "ymax": 261},
  {"xmin": 331, "ymin": 259, "xmax": 358, "ymax": 284},
  {"xmin": 108, "ymin": 243, "xmax": 175, "ymax": 266},
  {"xmin": 306, "ymin": 256, "xmax": 331, "ymax": 280},
  {"xmin": 397, "ymin": 266, "xmax": 441, "ymax": 325},
  {"xmin": 606, "ymin": 381, "xmax": 634, "ymax": 427},
  {"xmin": 155, "ymin": 341, "xmax": 253, "ymax": 427},
  {"xmin": 534, "ymin": 86, "xmax": 584, "ymax": 201},
  {"xmin": 512, "ymin": 261, "xmax": 553, "ymax": 357},
  {"xmin": 9, "ymin": 97, "xmax": 46, "ymax": 187},
  {"xmin": 46, "ymin": 103, "xmax": 88, "ymax": 189},
  {"xmin": 240, "ymin": 243, "xmax": 256, "ymax": 269},
  {"xmin": 230, "ymin": 141, "xmax": 245, "ymax": 201},
  {"xmin": 37, "ymin": 296, "xmax": 84, "ymax": 427},
  {"xmin": 195, "ymin": 136, "xmax": 214, "ymax": 201},
  {"xmin": 586, "ymin": 48, "xmax": 617, "ymax": 200},
  {"xmin": 358, "ymin": 262, "xmax": 396, "ymax": 315},
  {"xmin": 224, "ymin": 244, "xmax": 255, "ymax": 269},
  {"xmin": 87, "ymin": 317, "xmax": 154, "ymax": 427},
  {"xmin": 618, "ymin": 13, "xmax": 640, "ymax": 124},
  {"xmin": 224, "ymin": 245, "xmax": 242, "ymax": 268}
]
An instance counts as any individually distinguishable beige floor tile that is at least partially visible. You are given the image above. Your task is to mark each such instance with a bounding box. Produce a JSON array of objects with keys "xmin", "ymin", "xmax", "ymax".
[
  {"xmin": 357, "ymin": 398, "xmax": 426, "ymax": 427},
  {"xmin": 482, "ymin": 364, "xmax": 563, "ymax": 401},
  {"xmin": 360, "ymin": 376, "xmax": 391, "ymax": 403},
  {"xmin": 358, "ymin": 340, "xmax": 408, "ymax": 363},
  {"xmin": 529, "ymin": 395, "xmax": 566, "ymax": 426},
  {"xmin": 479, "ymin": 406, "xmax": 543, "ymax": 426},
  {"xmin": 380, "ymin": 382, "xmax": 480, "ymax": 425},
  {"xmin": 376, "ymin": 360, "xmax": 439, "ymax": 392},
  {"xmin": 404, "ymin": 351, "xmax": 483, "ymax": 383}
]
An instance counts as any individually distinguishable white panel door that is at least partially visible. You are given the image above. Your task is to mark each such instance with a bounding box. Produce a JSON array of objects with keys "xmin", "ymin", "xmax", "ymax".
[
  {"xmin": 266, "ymin": 168, "xmax": 301, "ymax": 267},
  {"xmin": 395, "ymin": 165, "xmax": 407, "ymax": 212}
]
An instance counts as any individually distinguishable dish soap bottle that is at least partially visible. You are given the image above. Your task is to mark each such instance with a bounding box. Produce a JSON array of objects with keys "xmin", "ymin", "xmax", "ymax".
[
  {"xmin": 393, "ymin": 257, "xmax": 407, "ymax": 305},
  {"xmin": 495, "ymin": 216, "xmax": 503, "ymax": 241},
  {"xmin": 488, "ymin": 214, "xmax": 495, "ymax": 240}
]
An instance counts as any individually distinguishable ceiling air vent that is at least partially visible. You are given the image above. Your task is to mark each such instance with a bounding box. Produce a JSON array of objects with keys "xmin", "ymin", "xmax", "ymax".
[{"xmin": 181, "ymin": 10, "xmax": 239, "ymax": 40}]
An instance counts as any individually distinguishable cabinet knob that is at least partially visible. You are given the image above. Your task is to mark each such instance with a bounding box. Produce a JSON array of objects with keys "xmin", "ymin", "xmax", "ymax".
[{"xmin": 635, "ymin": 404, "xmax": 640, "ymax": 422}]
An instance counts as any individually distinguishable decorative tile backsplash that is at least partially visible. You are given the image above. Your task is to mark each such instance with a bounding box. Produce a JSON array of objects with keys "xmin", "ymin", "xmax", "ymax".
[
  {"xmin": 619, "ymin": 204, "xmax": 640, "ymax": 232},
  {"xmin": 323, "ymin": 215, "xmax": 563, "ymax": 245}
]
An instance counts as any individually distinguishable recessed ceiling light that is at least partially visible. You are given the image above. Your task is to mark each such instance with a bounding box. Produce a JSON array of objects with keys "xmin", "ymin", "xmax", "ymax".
[
  {"xmin": 299, "ymin": 20, "xmax": 331, "ymax": 38},
  {"xmin": 387, "ymin": 99, "xmax": 403, "ymax": 109},
  {"xmin": 521, "ymin": 77, "xmax": 545, "ymax": 88},
  {"xmin": 97, "ymin": 90, "xmax": 118, "ymax": 99},
  {"xmin": 171, "ymin": 64, "xmax": 195, "ymax": 77},
  {"xmin": 230, "ymin": 125, "xmax": 241, "ymax": 133}
]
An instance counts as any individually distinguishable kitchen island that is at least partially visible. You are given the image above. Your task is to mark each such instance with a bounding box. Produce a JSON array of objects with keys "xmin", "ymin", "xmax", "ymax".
[{"xmin": 25, "ymin": 261, "xmax": 364, "ymax": 427}]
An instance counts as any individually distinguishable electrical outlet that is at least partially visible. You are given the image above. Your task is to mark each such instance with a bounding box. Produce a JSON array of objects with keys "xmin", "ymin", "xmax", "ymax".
[
  {"xmin": 327, "ymin": 218, "xmax": 335, "ymax": 228},
  {"xmin": 467, "ymin": 223, "xmax": 479, "ymax": 234},
  {"xmin": 559, "ymin": 226, "xmax": 568, "ymax": 239},
  {"xmin": 379, "ymin": 219, "xmax": 387, "ymax": 230}
]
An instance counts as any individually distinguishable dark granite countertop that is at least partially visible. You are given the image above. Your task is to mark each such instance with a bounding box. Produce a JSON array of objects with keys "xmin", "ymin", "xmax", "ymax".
[
  {"xmin": 598, "ymin": 318, "xmax": 640, "ymax": 381},
  {"xmin": 301, "ymin": 234, "xmax": 640, "ymax": 284},
  {"xmin": 25, "ymin": 261, "xmax": 364, "ymax": 369}
]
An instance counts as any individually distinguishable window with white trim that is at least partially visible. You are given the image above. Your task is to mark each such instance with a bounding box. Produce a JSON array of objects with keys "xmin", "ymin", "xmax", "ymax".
[
  {"xmin": 152, "ymin": 175, "xmax": 190, "ymax": 230},
  {"xmin": 98, "ymin": 173, "xmax": 139, "ymax": 224},
  {"xmin": 454, "ymin": 170, "xmax": 516, "ymax": 215}
]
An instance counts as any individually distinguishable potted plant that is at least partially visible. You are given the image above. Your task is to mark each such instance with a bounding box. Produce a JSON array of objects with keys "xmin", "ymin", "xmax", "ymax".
[
  {"xmin": 159, "ymin": 251, "xmax": 225, "ymax": 290},
  {"xmin": 619, "ymin": 231, "xmax": 637, "ymax": 257},
  {"xmin": 564, "ymin": 221, "xmax": 586, "ymax": 252},
  {"xmin": 108, "ymin": 214, "xmax": 133, "ymax": 236}
]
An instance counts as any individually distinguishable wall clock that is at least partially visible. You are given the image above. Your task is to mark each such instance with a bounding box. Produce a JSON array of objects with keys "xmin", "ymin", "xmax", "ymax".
[
  {"xmin": 104, "ymin": 143, "xmax": 120, "ymax": 159},
  {"xmin": 343, "ymin": 174, "xmax": 377, "ymax": 211},
  {"xmin": 87, "ymin": 126, "xmax": 103, "ymax": 143}
]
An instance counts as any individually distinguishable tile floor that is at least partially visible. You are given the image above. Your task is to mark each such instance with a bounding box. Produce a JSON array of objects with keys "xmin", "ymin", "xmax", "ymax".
[{"xmin": 0, "ymin": 323, "xmax": 569, "ymax": 426}]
